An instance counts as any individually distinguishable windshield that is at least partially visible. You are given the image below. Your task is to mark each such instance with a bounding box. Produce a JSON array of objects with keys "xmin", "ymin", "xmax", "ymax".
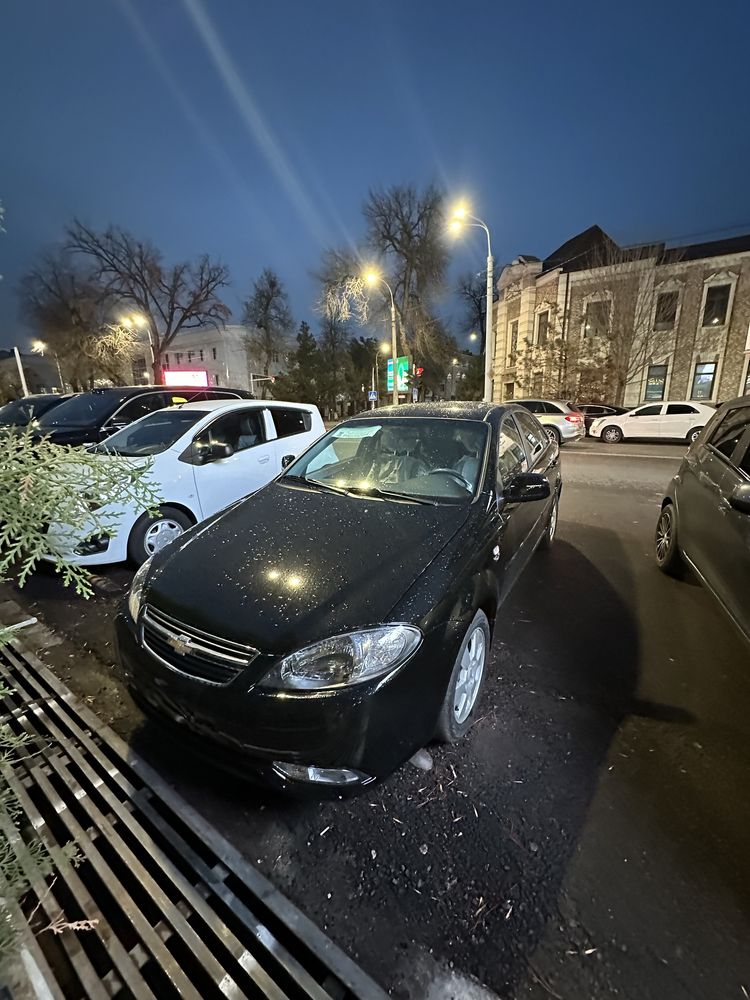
[
  {"xmin": 92, "ymin": 408, "xmax": 209, "ymax": 456},
  {"xmin": 284, "ymin": 417, "xmax": 489, "ymax": 503},
  {"xmin": 37, "ymin": 390, "xmax": 128, "ymax": 427},
  {"xmin": 0, "ymin": 395, "xmax": 62, "ymax": 425}
]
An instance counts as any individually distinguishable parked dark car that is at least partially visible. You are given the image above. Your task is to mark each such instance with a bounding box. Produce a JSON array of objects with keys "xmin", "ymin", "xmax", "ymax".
[
  {"xmin": 0, "ymin": 392, "xmax": 75, "ymax": 427},
  {"xmin": 655, "ymin": 395, "xmax": 750, "ymax": 644},
  {"xmin": 575, "ymin": 402, "xmax": 628, "ymax": 435},
  {"xmin": 116, "ymin": 402, "xmax": 562, "ymax": 793},
  {"xmin": 33, "ymin": 385, "xmax": 252, "ymax": 446}
]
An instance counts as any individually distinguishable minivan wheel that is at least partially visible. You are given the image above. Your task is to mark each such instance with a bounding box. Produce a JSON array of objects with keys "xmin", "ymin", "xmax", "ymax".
[
  {"xmin": 546, "ymin": 426, "xmax": 561, "ymax": 446},
  {"xmin": 602, "ymin": 425, "xmax": 623, "ymax": 444},
  {"xmin": 687, "ymin": 426, "xmax": 704, "ymax": 444},
  {"xmin": 435, "ymin": 610, "xmax": 490, "ymax": 743},
  {"xmin": 655, "ymin": 503, "xmax": 684, "ymax": 577},
  {"xmin": 128, "ymin": 506, "xmax": 194, "ymax": 566}
]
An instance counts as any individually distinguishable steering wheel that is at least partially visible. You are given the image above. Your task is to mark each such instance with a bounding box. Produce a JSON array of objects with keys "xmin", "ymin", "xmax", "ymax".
[{"xmin": 429, "ymin": 467, "xmax": 473, "ymax": 491}]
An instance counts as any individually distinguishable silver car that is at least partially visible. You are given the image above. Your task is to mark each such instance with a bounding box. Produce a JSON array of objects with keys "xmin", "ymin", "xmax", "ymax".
[{"xmin": 515, "ymin": 399, "xmax": 585, "ymax": 445}]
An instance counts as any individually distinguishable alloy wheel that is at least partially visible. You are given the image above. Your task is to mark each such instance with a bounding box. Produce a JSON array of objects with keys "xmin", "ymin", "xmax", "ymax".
[
  {"xmin": 655, "ymin": 508, "xmax": 672, "ymax": 563},
  {"xmin": 144, "ymin": 518, "xmax": 185, "ymax": 556},
  {"xmin": 453, "ymin": 626, "xmax": 487, "ymax": 724}
]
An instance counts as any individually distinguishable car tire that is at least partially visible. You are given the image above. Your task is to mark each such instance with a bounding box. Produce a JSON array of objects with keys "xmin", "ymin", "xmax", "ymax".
[
  {"xmin": 601, "ymin": 425, "xmax": 623, "ymax": 444},
  {"xmin": 127, "ymin": 506, "xmax": 194, "ymax": 567},
  {"xmin": 545, "ymin": 426, "xmax": 561, "ymax": 446},
  {"xmin": 686, "ymin": 426, "xmax": 704, "ymax": 445},
  {"xmin": 538, "ymin": 491, "xmax": 559, "ymax": 550},
  {"xmin": 654, "ymin": 503, "xmax": 684, "ymax": 578},
  {"xmin": 434, "ymin": 610, "xmax": 490, "ymax": 743}
]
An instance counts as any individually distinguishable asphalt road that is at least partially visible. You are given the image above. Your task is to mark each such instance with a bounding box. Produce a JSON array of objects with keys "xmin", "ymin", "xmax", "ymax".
[{"xmin": 10, "ymin": 439, "xmax": 750, "ymax": 999}]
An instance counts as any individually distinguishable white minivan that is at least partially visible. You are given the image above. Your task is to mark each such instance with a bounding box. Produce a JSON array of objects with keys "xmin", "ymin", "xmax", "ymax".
[
  {"xmin": 46, "ymin": 399, "xmax": 324, "ymax": 565},
  {"xmin": 589, "ymin": 400, "xmax": 716, "ymax": 444}
]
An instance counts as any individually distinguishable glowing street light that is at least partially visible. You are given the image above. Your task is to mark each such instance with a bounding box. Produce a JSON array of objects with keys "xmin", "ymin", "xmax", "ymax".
[
  {"xmin": 449, "ymin": 202, "xmax": 494, "ymax": 401},
  {"xmin": 30, "ymin": 338, "xmax": 65, "ymax": 392},
  {"xmin": 363, "ymin": 269, "xmax": 399, "ymax": 406},
  {"xmin": 469, "ymin": 332, "xmax": 478, "ymax": 342}
]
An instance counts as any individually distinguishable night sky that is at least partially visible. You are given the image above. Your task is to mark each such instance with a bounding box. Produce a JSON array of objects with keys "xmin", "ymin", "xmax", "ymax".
[{"xmin": 2, "ymin": 0, "xmax": 750, "ymax": 350}]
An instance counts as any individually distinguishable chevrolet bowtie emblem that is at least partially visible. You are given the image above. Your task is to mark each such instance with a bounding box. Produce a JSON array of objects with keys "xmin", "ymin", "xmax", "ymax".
[{"xmin": 167, "ymin": 633, "xmax": 193, "ymax": 656}]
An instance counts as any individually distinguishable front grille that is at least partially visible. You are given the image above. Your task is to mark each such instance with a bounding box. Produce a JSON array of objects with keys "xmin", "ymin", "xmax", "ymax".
[{"xmin": 141, "ymin": 604, "xmax": 259, "ymax": 685}]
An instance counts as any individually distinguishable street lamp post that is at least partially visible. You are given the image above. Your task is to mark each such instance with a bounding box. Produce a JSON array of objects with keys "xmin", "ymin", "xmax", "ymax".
[
  {"xmin": 13, "ymin": 347, "xmax": 30, "ymax": 397},
  {"xmin": 364, "ymin": 271, "xmax": 399, "ymax": 406},
  {"xmin": 31, "ymin": 340, "xmax": 65, "ymax": 392},
  {"xmin": 450, "ymin": 206, "xmax": 494, "ymax": 402},
  {"xmin": 370, "ymin": 342, "xmax": 389, "ymax": 409}
]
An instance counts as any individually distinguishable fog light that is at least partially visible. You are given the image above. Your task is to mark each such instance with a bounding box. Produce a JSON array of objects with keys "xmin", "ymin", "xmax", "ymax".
[
  {"xmin": 75, "ymin": 533, "xmax": 110, "ymax": 556},
  {"xmin": 272, "ymin": 762, "xmax": 371, "ymax": 786}
]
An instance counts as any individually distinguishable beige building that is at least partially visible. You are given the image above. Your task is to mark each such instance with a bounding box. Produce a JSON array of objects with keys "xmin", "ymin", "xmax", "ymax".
[{"xmin": 492, "ymin": 226, "xmax": 750, "ymax": 406}]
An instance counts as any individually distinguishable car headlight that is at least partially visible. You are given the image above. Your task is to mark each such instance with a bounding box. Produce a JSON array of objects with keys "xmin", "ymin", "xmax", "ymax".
[
  {"xmin": 127, "ymin": 557, "xmax": 153, "ymax": 621},
  {"xmin": 260, "ymin": 625, "xmax": 422, "ymax": 691}
]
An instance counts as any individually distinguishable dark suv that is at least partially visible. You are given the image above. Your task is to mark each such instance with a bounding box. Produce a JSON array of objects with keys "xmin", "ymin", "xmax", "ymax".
[
  {"xmin": 33, "ymin": 385, "xmax": 252, "ymax": 446},
  {"xmin": 655, "ymin": 395, "xmax": 750, "ymax": 644}
]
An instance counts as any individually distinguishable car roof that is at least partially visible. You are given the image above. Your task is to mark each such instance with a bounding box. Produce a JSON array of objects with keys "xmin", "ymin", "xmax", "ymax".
[
  {"xmin": 174, "ymin": 398, "xmax": 315, "ymax": 413},
  {"xmin": 515, "ymin": 397, "xmax": 570, "ymax": 406},
  {"xmin": 365, "ymin": 401, "xmax": 502, "ymax": 421},
  {"xmin": 86, "ymin": 385, "xmax": 247, "ymax": 396}
]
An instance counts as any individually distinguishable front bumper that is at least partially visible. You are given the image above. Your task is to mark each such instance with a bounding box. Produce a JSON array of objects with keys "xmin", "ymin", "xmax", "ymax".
[{"xmin": 115, "ymin": 610, "xmax": 465, "ymax": 792}]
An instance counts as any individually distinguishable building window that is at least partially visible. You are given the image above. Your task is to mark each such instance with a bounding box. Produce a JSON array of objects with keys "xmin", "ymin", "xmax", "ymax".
[
  {"xmin": 702, "ymin": 285, "xmax": 730, "ymax": 327},
  {"xmin": 507, "ymin": 320, "xmax": 518, "ymax": 363},
  {"xmin": 504, "ymin": 381, "xmax": 515, "ymax": 401},
  {"xmin": 199, "ymin": 349, "xmax": 204, "ymax": 361},
  {"xmin": 744, "ymin": 362, "xmax": 750, "ymax": 396},
  {"xmin": 272, "ymin": 351, "xmax": 280, "ymax": 364},
  {"xmin": 645, "ymin": 364, "xmax": 668, "ymax": 401},
  {"xmin": 187, "ymin": 350, "xmax": 194, "ymax": 362},
  {"xmin": 654, "ymin": 291, "xmax": 678, "ymax": 331},
  {"xmin": 536, "ymin": 310, "xmax": 549, "ymax": 347},
  {"xmin": 584, "ymin": 300, "xmax": 609, "ymax": 339},
  {"xmin": 131, "ymin": 358, "xmax": 148, "ymax": 383},
  {"xmin": 163, "ymin": 353, "xmax": 169, "ymax": 368},
  {"xmin": 212, "ymin": 348, "xmax": 217, "ymax": 360},
  {"xmin": 691, "ymin": 361, "xmax": 717, "ymax": 400},
  {"xmin": 176, "ymin": 352, "xmax": 183, "ymax": 364}
]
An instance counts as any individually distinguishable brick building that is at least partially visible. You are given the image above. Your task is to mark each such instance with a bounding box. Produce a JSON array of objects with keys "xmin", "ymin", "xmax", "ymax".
[{"xmin": 492, "ymin": 226, "xmax": 750, "ymax": 406}]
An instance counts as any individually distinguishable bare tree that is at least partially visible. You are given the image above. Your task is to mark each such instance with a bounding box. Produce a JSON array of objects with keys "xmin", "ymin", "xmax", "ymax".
[
  {"xmin": 363, "ymin": 184, "xmax": 449, "ymax": 361},
  {"xmin": 242, "ymin": 269, "xmax": 293, "ymax": 396},
  {"xmin": 456, "ymin": 259, "xmax": 498, "ymax": 354},
  {"xmin": 316, "ymin": 248, "xmax": 370, "ymax": 326},
  {"xmin": 65, "ymin": 221, "xmax": 230, "ymax": 384}
]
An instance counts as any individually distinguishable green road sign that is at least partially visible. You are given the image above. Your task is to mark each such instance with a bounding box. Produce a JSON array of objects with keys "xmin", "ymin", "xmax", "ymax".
[{"xmin": 386, "ymin": 356, "xmax": 410, "ymax": 392}]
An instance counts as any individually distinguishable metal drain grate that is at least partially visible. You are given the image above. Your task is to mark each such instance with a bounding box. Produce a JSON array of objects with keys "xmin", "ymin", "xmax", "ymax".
[{"xmin": 0, "ymin": 640, "xmax": 388, "ymax": 1000}]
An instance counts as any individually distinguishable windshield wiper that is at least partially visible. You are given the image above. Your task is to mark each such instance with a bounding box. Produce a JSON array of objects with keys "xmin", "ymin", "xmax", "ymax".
[
  {"xmin": 282, "ymin": 474, "xmax": 349, "ymax": 496},
  {"xmin": 344, "ymin": 485, "xmax": 438, "ymax": 506}
]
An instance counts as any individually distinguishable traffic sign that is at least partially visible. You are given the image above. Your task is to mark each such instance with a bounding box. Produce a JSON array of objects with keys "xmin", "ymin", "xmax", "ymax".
[
  {"xmin": 386, "ymin": 356, "xmax": 410, "ymax": 392},
  {"xmin": 368, "ymin": 390, "xmax": 378, "ymax": 401}
]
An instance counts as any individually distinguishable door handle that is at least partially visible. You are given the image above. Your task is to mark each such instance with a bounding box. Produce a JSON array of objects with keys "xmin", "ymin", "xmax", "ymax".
[{"xmin": 258, "ymin": 455, "xmax": 270, "ymax": 464}]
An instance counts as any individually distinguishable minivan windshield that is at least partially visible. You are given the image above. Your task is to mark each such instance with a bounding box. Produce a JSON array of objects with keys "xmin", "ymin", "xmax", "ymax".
[
  {"xmin": 284, "ymin": 417, "xmax": 489, "ymax": 503},
  {"xmin": 91, "ymin": 408, "xmax": 209, "ymax": 456},
  {"xmin": 37, "ymin": 390, "xmax": 129, "ymax": 428}
]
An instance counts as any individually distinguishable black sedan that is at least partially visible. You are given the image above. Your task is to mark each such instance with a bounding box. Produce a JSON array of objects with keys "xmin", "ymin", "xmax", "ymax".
[
  {"xmin": 0, "ymin": 392, "xmax": 74, "ymax": 427},
  {"xmin": 116, "ymin": 402, "xmax": 562, "ymax": 792},
  {"xmin": 655, "ymin": 395, "xmax": 750, "ymax": 644},
  {"xmin": 575, "ymin": 402, "xmax": 628, "ymax": 435}
]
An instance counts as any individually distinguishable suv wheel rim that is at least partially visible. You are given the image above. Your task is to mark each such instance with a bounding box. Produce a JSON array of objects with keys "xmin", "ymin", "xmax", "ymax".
[
  {"xmin": 546, "ymin": 427, "xmax": 558, "ymax": 443},
  {"xmin": 655, "ymin": 509, "xmax": 672, "ymax": 562},
  {"xmin": 144, "ymin": 518, "xmax": 184, "ymax": 555},
  {"xmin": 604, "ymin": 428, "xmax": 619, "ymax": 442},
  {"xmin": 453, "ymin": 626, "xmax": 486, "ymax": 724}
]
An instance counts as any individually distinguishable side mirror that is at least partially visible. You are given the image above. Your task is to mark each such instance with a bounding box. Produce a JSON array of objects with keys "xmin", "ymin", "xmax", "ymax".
[
  {"xmin": 729, "ymin": 483, "xmax": 750, "ymax": 515},
  {"xmin": 197, "ymin": 441, "xmax": 234, "ymax": 463},
  {"xmin": 281, "ymin": 454, "xmax": 295, "ymax": 469},
  {"xmin": 505, "ymin": 472, "xmax": 551, "ymax": 504}
]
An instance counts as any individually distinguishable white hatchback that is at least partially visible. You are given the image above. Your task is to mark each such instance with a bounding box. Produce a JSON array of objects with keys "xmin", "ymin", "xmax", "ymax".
[
  {"xmin": 589, "ymin": 400, "xmax": 716, "ymax": 444},
  {"xmin": 46, "ymin": 399, "xmax": 324, "ymax": 565}
]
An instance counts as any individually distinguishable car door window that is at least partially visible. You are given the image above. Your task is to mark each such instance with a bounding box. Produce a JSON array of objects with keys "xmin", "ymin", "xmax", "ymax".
[
  {"xmin": 709, "ymin": 406, "xmax": 750, "ymax": 464},
  {"xmin": 195, "ymin": 410, "xmax": 265, "ymax": 453},
  {"xmin": 497, "ymin": 418, "xmax": 528, "ymax": 486},
  {"xmin": 631, "ymin": 404, "xmax": 663, "ymax": 417},
  {"xmin": 269, "ymin": 407, "xmax": 312, "ymax": 439},
  {"xmin": 542, "ymin": 402, "xmax": 564, "ymax": 414},
  {"xmin": 513, "ymin": 410, "xmax": 547, "ymax": 463},
  {"xmin": 666, "ymin": 404, "xmax": 699, "ymax": 416},
  {"xmin": 112, "ymin": 392, "xmax": 169, "ymax": 426},
  {"xmin": 517, "ymin": 400, "xmax": 544, "ymax": 414}
]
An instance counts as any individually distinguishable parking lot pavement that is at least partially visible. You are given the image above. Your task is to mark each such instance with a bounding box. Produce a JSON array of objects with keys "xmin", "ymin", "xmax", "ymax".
[{"xmin": 8, "ymin": 446, "xmax": 750, "ymax": 999}]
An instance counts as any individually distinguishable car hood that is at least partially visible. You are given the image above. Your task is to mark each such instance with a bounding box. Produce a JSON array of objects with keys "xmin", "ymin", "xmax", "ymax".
[
  {"xmin": 33, "ymin": 424, "xmax": 99, "ymax": 445},
  {"xmin": 143, "ymin": 481, "xmax": 470, "ymax": 654}
]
